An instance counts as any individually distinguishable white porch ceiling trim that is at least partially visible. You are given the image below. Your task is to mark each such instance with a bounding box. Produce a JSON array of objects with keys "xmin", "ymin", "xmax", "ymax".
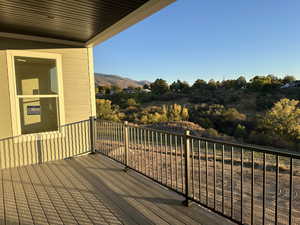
[{"xmin": 0, "ymin": 32, "xmax": 85, "ymax": 47}]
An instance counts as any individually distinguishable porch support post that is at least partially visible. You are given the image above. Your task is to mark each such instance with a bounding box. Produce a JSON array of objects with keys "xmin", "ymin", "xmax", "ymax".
[
  {"xmin": 183, "ymin": 130, "xmax": 191, "ymax": 206},
  {"xmin": 124, "ymin": 121, "xmax": 129, "ymax": 172},
  {"xmin": 90, "ymin": 116, "xmax": 97, "ymax": 154}
]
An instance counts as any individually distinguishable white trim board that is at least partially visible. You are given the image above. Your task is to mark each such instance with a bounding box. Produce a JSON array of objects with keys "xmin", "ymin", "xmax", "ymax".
[
  {"xmin": 0, "ymin": 32, "xmax": 85, "ymax": 47},
  {"xmin": 6, "ymin": 50, "xmax": 66, "ymax": 136}
]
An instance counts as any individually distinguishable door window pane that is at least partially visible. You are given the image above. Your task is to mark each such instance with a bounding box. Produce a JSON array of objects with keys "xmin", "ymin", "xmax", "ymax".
[
  {"xmin": 19, "ymin": 98, "xmax": 59, "ymax": 134},
  {"xmin": 14, "ymin": 56, "xmax": 58, "ymax": 95}
]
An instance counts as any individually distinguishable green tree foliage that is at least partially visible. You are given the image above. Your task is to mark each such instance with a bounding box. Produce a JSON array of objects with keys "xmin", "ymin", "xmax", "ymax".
[
  {"xmin": 234, "ymin": 124, "xmax": 247, "ymax": 138},
  {"xmin": 262, "ymin": 98, "xmax": 300, "ymax": 141},
  {"xmin": 189, "ymin": 104, "xmax": 246, "ymax": 136},
  {"xmin": 248, "ymin": 75, "xmax": 282, "ymax": 91},
  {"xmin": 95, "ymin": 74, "xmax": 300, "ymax": 151},
  {"xmin": 96, "ymin": 99, "xmax": 124, "ymax": 121},
  {"xmin": 170, "ymin": 80, "xmax": 190, "ymax": 94},
  {"xmin": 139, "ymin": 104, "xmax": 189, "ymax": 124},
  {"xmin": 221, "ymin": 76, "xmax": 247, "ymax": 89},
  {"xmin": 126, "ymin": 98, "xmax": 138, "ymax": 107},
  {"xmin": 143, "ymin": 83, "xmax": 150, "ymax": 89},
  {"xmin": 208, "ymin": 79, "xmax": 217, "ymax": 90},
  {"xmin": 283, "ymin": 75, "xmax": 296, "ymax": 84},
  {"xmin": 236, "ymin": 76, "xmax": 247, "ymax": 88},
  {"xmin": 192, "ymin": 79, "xmax": 207, "ymax": 89},
  {"xmin": 167, "ymin": 104, "xmax": 189, "ymax": 121},
  {"xmin": 110, "ymin": 85, "xmax": 122, "ymax": 94},
  {"xmin": 150, "ymin": 79, "xmax": 169, "ymax": 95}
]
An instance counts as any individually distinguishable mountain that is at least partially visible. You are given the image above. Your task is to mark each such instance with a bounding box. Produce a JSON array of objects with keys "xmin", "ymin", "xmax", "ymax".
[{"xmin": 95, "ymin": 73, "xmax": 150, "ymax": 89}]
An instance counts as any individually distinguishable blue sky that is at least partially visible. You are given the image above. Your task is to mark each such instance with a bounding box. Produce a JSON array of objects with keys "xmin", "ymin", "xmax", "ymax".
[{"xmin": 94, "ymin": 0, "xmax": 300, "ymax": 84}]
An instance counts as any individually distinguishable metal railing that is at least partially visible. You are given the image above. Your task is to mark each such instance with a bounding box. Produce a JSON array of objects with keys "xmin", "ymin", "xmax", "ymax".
[
  {"xmin": 0, "ymin": 117, "xmax": 95, "ymax": 169},
  {"xmin": 96, "ymin": 119, "xmax": 300, "ymax": 225}
]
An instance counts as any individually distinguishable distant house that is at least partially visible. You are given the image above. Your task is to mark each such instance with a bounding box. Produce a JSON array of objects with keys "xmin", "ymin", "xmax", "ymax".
[
  {"xmin": 281, "ymin": 80, "xmax": 300, "ymax": 89},
  {"xmin": 123, "ymin": 87, "xmax": 136, "ymax": 94},
  {"xmin": 142, "ymin": 88, "xmax": 152, "ymax": 93}
]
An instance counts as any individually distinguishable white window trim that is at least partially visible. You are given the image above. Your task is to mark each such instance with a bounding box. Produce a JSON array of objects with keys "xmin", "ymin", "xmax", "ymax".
[{"xmin": 6, "ymin": 50, "xmax": 65, "ymax": 137}]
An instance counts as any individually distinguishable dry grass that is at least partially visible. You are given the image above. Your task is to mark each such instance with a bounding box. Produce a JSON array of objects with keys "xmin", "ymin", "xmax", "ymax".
[{"xmin": 97, "ymin": 139, "xmax": 300, "ymax": 225}]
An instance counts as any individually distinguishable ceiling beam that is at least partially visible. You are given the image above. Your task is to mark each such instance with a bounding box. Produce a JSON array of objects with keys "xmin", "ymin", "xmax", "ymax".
[
  {"xmin": 85, "ymin": 0, "xmax": 175, "ymax": 47},
  {"xmin": 0, "ymin": 32, "xmax": 85, "ymax": 47}
]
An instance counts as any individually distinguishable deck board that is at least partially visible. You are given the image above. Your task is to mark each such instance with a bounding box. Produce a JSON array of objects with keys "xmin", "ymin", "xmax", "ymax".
[{"xmin": 0, "ymin": 153, "xmax": 235, "ymax": 225}]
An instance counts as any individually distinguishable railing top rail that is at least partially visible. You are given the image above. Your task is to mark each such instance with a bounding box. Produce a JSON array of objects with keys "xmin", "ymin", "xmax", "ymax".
[
  {"xmin": 61, "ymin": 119, "xmax": 90, "ymax": 127},
  {"xmin": 98, "ymin": 119, "xmax": 300, "ymax": 159},
  {"xmin": 189, "ymin": 134, "xmax": 300, "ymax": 159},
  {"xmin": 128, "ymin": 124, "xmax": 184, "ymax": 138},
  {"xmin": 0, "ymin": 119, "xmax": 90, "ymax": 142},
  {"xmin": 96, "ymin": 119, "xmax": 125, "ymax": 126}
]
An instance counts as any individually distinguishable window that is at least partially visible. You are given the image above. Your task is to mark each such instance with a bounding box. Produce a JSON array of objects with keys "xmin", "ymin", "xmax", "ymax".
[{"xmin": 8, "ymin": 51, "xmax": 65, "ymax": 135}]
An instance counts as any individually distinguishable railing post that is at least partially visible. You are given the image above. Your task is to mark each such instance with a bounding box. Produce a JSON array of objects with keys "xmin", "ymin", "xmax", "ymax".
[
  {"xmin": 183, "ymin": 130, "xmax": 191, "ymax": 206},
  {"xmin": 36, "ymin": 134, "xmax": 43, "ymax": 164},
  {"xmin": 124, "ymin": 121, "xmax": 129, "ymax": 172},
  {"xmin": 89, "ymin": 116, "xmax": 96, "ymax": 154}
]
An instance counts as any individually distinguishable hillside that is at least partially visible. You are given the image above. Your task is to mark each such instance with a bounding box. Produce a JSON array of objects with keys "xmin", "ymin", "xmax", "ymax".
[
  {"xmin": 96, "ymin": 75, "xmax": 300, "ymax": 151},
  {"xmin": 95, "ymin": 73, "xmax": 150, "ymax": 89}
]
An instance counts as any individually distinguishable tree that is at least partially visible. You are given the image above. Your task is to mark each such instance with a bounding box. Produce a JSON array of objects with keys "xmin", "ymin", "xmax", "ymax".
[
  {"xmin": 208, "ymin": 79, "xmax": 217, "ymax": 90},
  {"xmin": 97, "ymin": 85, "xmax": 108, "ymax": 95},
  {"xmin": 143, "ymin": 83, "xmax": 150, "ymax": 89},
  {"xmin": 262, "ymin": 98, "xmax": 300, "ymax": 141},
  {"xmin": 249, "ymin": 75, "xmax": 282, "ymax": 91},
  {"xmin": 283, "ymin": 75, "xmax": 296, "ymax": 84},
  {"xmin": 150, "ymin": 79, "xmax": 169, "ymax": 95},
  {"xmin": 192, "ymin": 79, "xmax": 207, "ymax": 89},
  {"xmin": 236, "ymin": 76, "xmax": 247, "ymax": 88},
  {"xmin": 110, "ymin": 85, "xmax": 122, "ymax": 94},
  {"xmin": 96, "ymin": 99, "xmax": 124, "ymax": 121},
  {"xmin": 167, "ymin": 104, "xmax": 189, "ymax": 121},
  {"xmin": 126, "ymin": 98, "xmax": 138, "ymax": 107},
  {"xmin": 170, "ymin": 80, "xmax": 190, "ymax": 93},
  {"xmin": 222, "ymin": 108, "xmax": 246, "ymax": 122},
  {"xmin": 234, "ymin": 124, "xmax": 247, "ymax": 138}
]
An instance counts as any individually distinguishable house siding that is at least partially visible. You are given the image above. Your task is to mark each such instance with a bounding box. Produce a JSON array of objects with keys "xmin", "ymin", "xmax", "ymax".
[
  {"xmin": 0, "ymin": 38, "xmax": 95, "ymax": 169},
  {"xmin": 33, "ymin": 48, "xmax": 92, "ymax": 124},
  {"xmin": 0, "ymin": 51, "xmax": 13, "ymax": 139}
]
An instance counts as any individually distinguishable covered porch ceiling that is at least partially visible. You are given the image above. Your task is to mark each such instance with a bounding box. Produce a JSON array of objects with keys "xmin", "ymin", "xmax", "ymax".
[{"xmin": 0, "ymin": 0, "xmax": 174, "ymax": 47}]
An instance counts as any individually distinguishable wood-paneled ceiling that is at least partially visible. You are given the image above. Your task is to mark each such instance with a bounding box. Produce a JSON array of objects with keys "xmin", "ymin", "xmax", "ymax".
[{"xmin": 0, "ymin": 0, "xmax": 149, "ymax": 43}]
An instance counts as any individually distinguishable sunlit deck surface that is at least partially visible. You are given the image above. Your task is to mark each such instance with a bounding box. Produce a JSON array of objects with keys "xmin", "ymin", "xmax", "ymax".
[{"xmin": 0, "ymin": 153, "xmax": 234, "ymax": 225}]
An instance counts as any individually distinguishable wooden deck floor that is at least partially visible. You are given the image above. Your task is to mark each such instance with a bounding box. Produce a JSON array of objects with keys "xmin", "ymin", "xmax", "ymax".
[{"xmin": 0, "ymin": 153, "xmax": 235, "ymax": 225}]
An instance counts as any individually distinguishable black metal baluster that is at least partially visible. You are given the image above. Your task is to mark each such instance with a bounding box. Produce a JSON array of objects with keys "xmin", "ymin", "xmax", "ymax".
[
  {"xmin": 251, "ymin": 150, "xmax": 254, "ymax": 225},
  {"xmin": 175, "ymin": 135, "xmax": 178, "ymax": 190},
  {"xmin": 181, "ymin": 136, "xmax": 184, "ymax": 193},
  {"xmin": 263, "ymin": 153, "xmax": 266, "ymax": 225},
  {"xmin": 275, "ymin": 154, "xmax": 279, "ymax": 225},
  {"xmin": 165, "ymin": 133, "xmax": 168, "ymax": 185},
  {"xmin": 240, "ymin": 148, "xmax": 243, "ymax": 224},
  {"xmin": 160, "ymin": 133, "xmax": 163, "ymax": 184},
  {"xmin": 205, "ymin": 141, "xmax": 208, "ymax": 205},
  {"xmin": 156, "ymin": 132, "xmax": 159, "ymax": 181},
  {"xmin": 231, "ymin": 146, "xmax": 234, "ymax": 218},
  {"xmin": 170, "ymin": 134, "xmax": 173, "ymax": 188},
  {"xmin": 213, "ymin": 143, "xmax": 216, "ymax": 210},
  {"xmin": 151, "ymin": 131, "xmax": 154, "ymax": 179},
  {"xmin": 289, "ymin": 157, "xmax": 293, "ymax": 225},
  {"xmin": 192, "ymin": 139, "xmax": 195, "ymax": 198},
  {"xmin": 222, "ymin": 144, "xmax": 224, "ymax": 214},
  {"xmin": 198, "ymin": 140, "xmax": 201, "ymax": 202}
]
